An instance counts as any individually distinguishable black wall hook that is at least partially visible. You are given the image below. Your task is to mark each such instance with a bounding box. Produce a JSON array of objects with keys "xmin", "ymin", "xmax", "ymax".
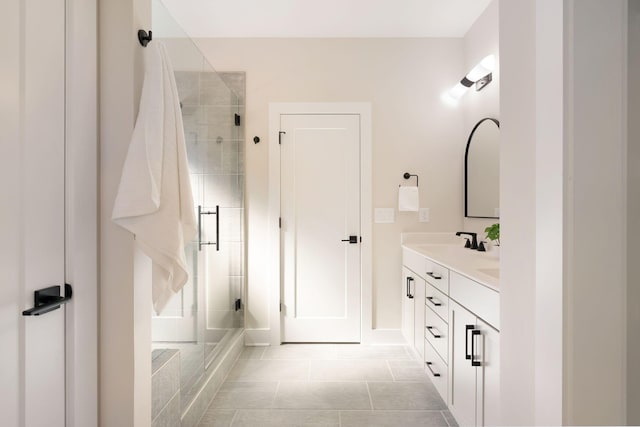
[
  {"xmin": 402, "ymin": 172, "xmax": 419, "ymax": 187},
  {"xmin": 138, "ymin": 29, "xmax": 152, "ymax": 47}
]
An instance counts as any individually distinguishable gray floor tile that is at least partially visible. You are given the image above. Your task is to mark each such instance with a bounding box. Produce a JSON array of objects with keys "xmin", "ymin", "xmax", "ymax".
[
  {"xmin": 231, "ymin": 409, "xmax": 339, "ymax": 427},
  {"xmin": 340, "ymin": 410, "xmax": 450, "ymax": 427},
  {"xmin": 210, "ymin": 382, "xmax": 278, "ymax": 409},
  {"xmin": 238, "ymin": 347, "xmax": 266, "ymax": 359},
  {"xmin": 273, "ymin": 382, "xmax": 371, "ymax": 410},
  {"xmin": 367, "ymin": 382, "xmax": 447, "ymax": 410},
  {"xmin": 310, "ymin": 359, "xmax": 393, "ymax": 381},
  {"xmin": 336, "ymin": 345, "xmax": 412, "ymax": 360},
  {"xmin": 198, "ymin": 409, "xmax": 236, "ymax": 427},
  {"xmin": 226, "ymin": 359, "xmax": 309, "ymax": 381},
  {"xmin": 262, "ymin": 344, "xmax": 337, "ymax": 360},
  {"xmin": 387, "ymin": 360, "xmax": 430, "ymax": 382}
]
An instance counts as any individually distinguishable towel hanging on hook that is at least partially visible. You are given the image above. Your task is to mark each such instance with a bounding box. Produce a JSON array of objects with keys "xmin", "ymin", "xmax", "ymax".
[{"xmin": 138, "ymin": 29, "xmax": 153, "ymax": 47}]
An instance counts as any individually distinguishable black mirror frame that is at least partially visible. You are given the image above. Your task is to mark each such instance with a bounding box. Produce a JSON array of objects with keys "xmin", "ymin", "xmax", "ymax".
[{"xmin": 464, "ymin": 117, "xmax": 500, "ymax": 219}]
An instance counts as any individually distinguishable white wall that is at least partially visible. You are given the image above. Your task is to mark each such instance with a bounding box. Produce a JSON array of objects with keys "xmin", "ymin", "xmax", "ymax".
[
  {"xmin": 628, "ymin": 2, "xmax": 640, "ymax": 424},
  {"xmin": 499, "ymin": 0, "xmax": 537, "ymax": 424},
  {"xmin": 564, "ymin": 1, "xmax": 627, "ymax": 423},
  {"xmin": 194, "ymin": 38, "xmax": 467, "ymax": 335},
  {"xmin": 99, "ymin": 0, "xmax": 153, "ymax": 425},
  {"xmin": 500, "ymin": 0, "xmax": 630, "ymax": 424},
  {"xmin": 461, "ymin": 1, "xmax": 501, "ymax": 238}
]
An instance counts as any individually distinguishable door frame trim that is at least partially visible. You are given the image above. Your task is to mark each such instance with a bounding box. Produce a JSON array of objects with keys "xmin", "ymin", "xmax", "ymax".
[{"xmin": 268, "ymin": 103, "xmax": 372, "ymax": 345}]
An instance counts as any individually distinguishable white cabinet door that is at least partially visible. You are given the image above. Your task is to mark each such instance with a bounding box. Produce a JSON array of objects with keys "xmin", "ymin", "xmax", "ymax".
[
  {"xmin": 401, "ymin": 267, "xmax": 415, "ymax": 346},
  {"xmin": 413, "ymin": 276, "xmax": 426, "ymax": 359},
  {"xmin": 449, "ymin": 301, "xmax": 478, "ymax": 427},
  {"xmin": 476, "ymin": 319, "xmax": 500, "ymax": 427}
]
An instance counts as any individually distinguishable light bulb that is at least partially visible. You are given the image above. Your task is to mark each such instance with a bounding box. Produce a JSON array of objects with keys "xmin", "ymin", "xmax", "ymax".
[
  {"xmin": 466, "ymin": 54, "xmax": 495, "ymax": 82},
  {"xmin": 448, "ymin": 82, "xmax": 468, "ymax": 100}
]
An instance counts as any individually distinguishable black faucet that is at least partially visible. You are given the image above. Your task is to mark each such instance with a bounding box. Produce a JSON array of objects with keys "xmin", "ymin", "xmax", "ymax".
[{"xmin": 456, "ymin": 231, "xmax": 478, "ymax": 250}]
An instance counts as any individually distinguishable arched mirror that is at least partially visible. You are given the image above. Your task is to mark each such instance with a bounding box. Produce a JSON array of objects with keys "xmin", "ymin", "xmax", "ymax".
[{"xmin": 465, "ymin": 117, "xmax": 500, "ymax": 218}]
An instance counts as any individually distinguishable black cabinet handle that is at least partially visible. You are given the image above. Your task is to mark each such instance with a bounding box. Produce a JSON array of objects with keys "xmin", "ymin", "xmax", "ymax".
[
  {"xmin": 406, "ymin": 277, "xmax": 409, "ymax": 298},
  {"xmin": 426, "ymin": 296, "xmax": 442, "ymax": 307},
  {"xmin": 22, "ymin": 284, "xmax": 73, "ymax": 316},
  {"xmin": 465, "ymin": 324, "xmax": 474, "ymax": 360},
  {"xmin": 426, "ymin": 326, "xmax": 441, "ymax": 339},
  {"xmin": 471, "ymin": 329, "xmax": 481, "ymax": 367},
  {"xmin": 426, "ymin": 272, "xmax": 442, "ymax": 280},
  {"xmin": 425, "ymin": 361, "xmax": 441, "ymax": 377},
  {"xmin": 407, "ymin": 277, "xmax": 414, "ymax": 299}
]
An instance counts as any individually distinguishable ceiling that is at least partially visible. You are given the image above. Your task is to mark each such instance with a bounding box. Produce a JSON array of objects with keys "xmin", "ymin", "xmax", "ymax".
[{"xmin": 157, "ymin": 0, "xmax": 493, "ymax": 38}]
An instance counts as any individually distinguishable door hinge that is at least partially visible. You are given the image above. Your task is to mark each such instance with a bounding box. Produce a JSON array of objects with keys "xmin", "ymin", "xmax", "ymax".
[
  {"xmin": 234, "ymin": 113, "xmax": 241, "ymax": 126},
  {"xmin": 279, "ymin": 131, "xmax": 286, "ymax": 144}
]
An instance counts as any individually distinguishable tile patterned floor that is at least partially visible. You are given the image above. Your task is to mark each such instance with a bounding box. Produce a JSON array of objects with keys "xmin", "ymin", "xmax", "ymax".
[{"xmin": 197, "ymin": 344, "xmax": 458, "ymax": 427}]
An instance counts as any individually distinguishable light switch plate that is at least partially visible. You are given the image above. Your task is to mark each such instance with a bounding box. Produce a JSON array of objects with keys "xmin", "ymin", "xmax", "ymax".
[
  {"xmin": 374, "ymin": 208, "xmax": 395, "ymax": 224},
  {"xmin": 419, "ymin": 208, "xmax": 430, "ymax": 222}
]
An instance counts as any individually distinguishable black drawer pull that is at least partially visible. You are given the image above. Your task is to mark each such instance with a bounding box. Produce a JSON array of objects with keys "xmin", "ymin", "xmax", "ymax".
[
  {"xmin": 407, "ymin": 277, "xmax": 414, "ymax": 299},
  {"xmin": 426, "ymin": 272, "xmax": 442, "ymax": 280},
  {"xmin": 426, "ymin": 326, "xmax": 441, "ymax": 339},
  {"xmin": 425, "ymin": 361, "xmax": 441, "ymax": 377},
  {"xmin": 426, "ymin": 296, "xmax": 442, "ymax": 307},
  {"xmin": 471, "ymin": 329, "xmax": 481, "ymax": 367}
]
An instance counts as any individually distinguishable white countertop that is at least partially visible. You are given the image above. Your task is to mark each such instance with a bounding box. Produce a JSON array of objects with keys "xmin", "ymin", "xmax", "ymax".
[{"xmin": 403, "ymin": 241, "xmax": 500, "ymax": 292}]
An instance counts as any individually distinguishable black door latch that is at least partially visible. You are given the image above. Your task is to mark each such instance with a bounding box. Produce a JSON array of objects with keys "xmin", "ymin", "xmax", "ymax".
[{"xmin": 341, "ymin": 235, "xmax": 358, "ymax": 244}]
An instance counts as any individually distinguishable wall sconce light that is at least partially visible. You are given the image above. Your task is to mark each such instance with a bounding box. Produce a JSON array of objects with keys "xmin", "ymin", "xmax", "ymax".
[{"xmin": 444, "ymin": 55, "xmax": 496, "ymax": 103}]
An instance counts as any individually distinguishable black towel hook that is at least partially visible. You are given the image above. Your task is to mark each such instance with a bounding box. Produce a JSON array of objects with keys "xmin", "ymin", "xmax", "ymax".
[
  {"xmin": 138, "ymin": 29, "xmax": 152, "ymax": 47},
  {"xmin": 402, "ymin": 172, "xmax": 419, "ymax": 187}
]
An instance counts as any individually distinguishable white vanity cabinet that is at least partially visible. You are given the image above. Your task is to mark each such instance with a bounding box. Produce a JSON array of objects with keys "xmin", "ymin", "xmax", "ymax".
[
  {"xmin": 401, "ymin": 266, "xmax": 426, "ymax": 359},
  {"xmin": 402, "ymin": 244, "xmax": 500, "ymax": 427},
  {"xmin": 449, "ymin": 300, "xmax": 500, "ymax": 427},
  {"xmin": 448, "ymin": 271, "xmax": 500, "ymax": 427}
]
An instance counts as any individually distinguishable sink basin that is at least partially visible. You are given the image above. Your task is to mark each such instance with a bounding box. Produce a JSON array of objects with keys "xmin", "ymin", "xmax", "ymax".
[{"xmin": 476, "ymin": 267, "xmax": 500, "ymax": 279}]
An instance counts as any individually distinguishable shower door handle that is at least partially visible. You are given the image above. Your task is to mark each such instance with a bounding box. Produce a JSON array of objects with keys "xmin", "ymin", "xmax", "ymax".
[{"xmin": 198, "ymin": 205, "xmax": 220, "ymax": 251}]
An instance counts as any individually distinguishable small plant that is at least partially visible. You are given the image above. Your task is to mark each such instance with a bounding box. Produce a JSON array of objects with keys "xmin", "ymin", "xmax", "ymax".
[{"xmin": 485, "ymin": 223, "xmax": 500, "ymax": 246}]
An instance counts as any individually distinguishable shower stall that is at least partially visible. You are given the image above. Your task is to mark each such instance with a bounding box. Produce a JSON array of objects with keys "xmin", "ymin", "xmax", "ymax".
[{"xmin": 150, "ymin": 1, "xmax": 245, "ymax": 424}]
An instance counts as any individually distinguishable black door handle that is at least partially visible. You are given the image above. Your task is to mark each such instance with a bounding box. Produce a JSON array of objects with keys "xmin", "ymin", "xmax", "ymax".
[
  {"xmin": 22, "ymin": 284, "xmax": 73, "ymax": 316},
  {"xmin": 426, "ymin": 326, "xmax": 441, "ymax": 339},
  {"xmin": 426, "ymin": 272, "xmax": 442, "ymax": 280},
  {"xmin": 341, "ymin": 235, "xmax": 358, "ymax": 244}
]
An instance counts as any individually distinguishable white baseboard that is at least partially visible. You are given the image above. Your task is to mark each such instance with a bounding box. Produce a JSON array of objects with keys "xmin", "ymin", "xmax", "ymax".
[
  {"xmin": 244, "ymin": 328, "xmax": 406, "ymax": 346},
  {"xmin": 365, "ymin": 329, "xmax": 406, "ymax": 345},
  {"xmin": 244, "ymin": 328, "xmax": 271, "ymax": 346}
]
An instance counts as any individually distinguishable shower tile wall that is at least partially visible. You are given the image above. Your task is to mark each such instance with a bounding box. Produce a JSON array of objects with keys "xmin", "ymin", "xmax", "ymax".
[{"xmin": 176, "ymin": 71, "xmax": 246, "ymax": 332}]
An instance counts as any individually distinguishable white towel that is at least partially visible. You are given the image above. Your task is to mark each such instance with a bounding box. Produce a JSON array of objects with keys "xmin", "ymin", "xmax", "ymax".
[
  {"xmin": 112, "ymin": 41, "xmax": 197, "ymax": 314},
  {"xmin": 398, "ymin": 186, "xmax": 419, "ymax": 212}
]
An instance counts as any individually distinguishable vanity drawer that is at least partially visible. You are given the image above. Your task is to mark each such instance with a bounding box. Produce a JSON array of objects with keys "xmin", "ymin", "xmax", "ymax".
[
  {"xmin": 425, "ymin": 282, "xmax": 448, "ymax": 323},
  {"xmin": 424, "ymin": 258, "xmax": 449, "ymax": 295},
  {"xmin": 450, "ymin": 271, "xmax": 500, "ymax": 330},
  {"xmin": 424, "ymin": 339, "xmax": 448, "ymax": 403},
  {"xmin": 403, "ymin": 248, "xmax": 426, "ymax": 278},
  {"xmin": 425, "ymin": 306, "xmax": 448, "ymax": 361}
]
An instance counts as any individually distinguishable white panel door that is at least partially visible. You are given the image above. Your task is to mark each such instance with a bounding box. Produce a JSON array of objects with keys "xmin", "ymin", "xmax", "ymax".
[
  {"xmin": 1, "ymin": 0, "xmax": 67, "ymax": 425},
  {"xmin": 281, "ymin": 114, "xmax": 361, "ymax": 342}
]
